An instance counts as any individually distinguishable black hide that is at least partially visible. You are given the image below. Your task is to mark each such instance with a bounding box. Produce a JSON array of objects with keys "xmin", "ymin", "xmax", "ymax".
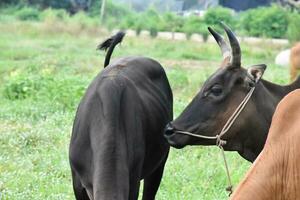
[{"xmin": 69, "ymin": 48, "xmax": 172, "ymax": 199}]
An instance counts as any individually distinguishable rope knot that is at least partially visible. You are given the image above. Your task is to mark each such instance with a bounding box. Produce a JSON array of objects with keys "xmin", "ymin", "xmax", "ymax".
[
  {"xmin": 226, "ymin": 185, "xmax": 233, "ymax": 196},
  {"xmin": 216, "ymin": 135, "xmax": 227, "ymax": 147}
]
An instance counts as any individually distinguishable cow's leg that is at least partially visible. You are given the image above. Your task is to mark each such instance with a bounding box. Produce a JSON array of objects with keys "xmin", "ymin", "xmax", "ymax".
[
  {"xmin": 142, "ymin": 154, "xmax": 168, "ymax": 200},
  {"xmin": 129, "ymin": 177, "xmax": 141, "ymax": 200},
  {"xmin": 71, "ymin": 169, "xmax": 90, "ymax": 200}
]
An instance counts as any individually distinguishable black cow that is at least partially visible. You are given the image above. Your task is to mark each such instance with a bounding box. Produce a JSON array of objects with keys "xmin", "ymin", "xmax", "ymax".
[
  {"xmin": 69, "ymin": 32, "xmax": 173, "ymax": 200},
  {"xmin": 164, "ymin": 23, "xmax": 300, "ymax": 162}
]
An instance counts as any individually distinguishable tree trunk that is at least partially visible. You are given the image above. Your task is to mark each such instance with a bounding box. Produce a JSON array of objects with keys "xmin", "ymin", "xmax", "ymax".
[{"xmin": 100, "ymin": 0, "xmax": 106, "ymax": 24}]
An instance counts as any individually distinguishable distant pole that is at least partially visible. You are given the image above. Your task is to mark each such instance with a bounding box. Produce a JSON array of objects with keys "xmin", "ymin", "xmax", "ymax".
[
  {"xmin": 129, "ymin": 0, "xmax": 132, "ymax": 9},
  {"xmin": 100, "ymin": 0, "xmax": 106, "ymax": 24}
]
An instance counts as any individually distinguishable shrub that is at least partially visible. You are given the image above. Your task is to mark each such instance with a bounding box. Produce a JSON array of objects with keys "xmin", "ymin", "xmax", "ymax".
[
  {"xmin": 104, "ymin": 0, "xmax": 132, "ymax": 21},
  {"xmin": 15, "ymin": 7, "xmax": 41, "ymax": 21},
  {"xmin": 182, "ymin": 16, "xmax": 209, "ymax": 41},
  {"xmin": 141, "ymin": 7, "xmax": 162, "ymax": 37},
  {"xmin": 287, "ymin": 12, "xmax": 300, "ymax": 43},
  {"xmin": 203, "ymin": 6, "xmax": 236, "ymax": 32},
  {"xmin": 120, "ymin": 13, "xmax": 138, "ymax": 30},
  {"xmin": 68, "ymin": 11, "xmax": 98, "ymax": 29},
  {"xmin": 182, "ymin": 16, "xmax": 202, "ymax": 35},
  {"xmin": 240, "ymin": 5, "xmax": 288, "ymax": 38},
  {"xmin": 161, "ymin": 12, "xmax": 184, "ymax": 33}
]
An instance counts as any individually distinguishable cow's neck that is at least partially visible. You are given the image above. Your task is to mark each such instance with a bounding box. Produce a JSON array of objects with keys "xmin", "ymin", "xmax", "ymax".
[
  {"xmin": 261, "ymin": 76, "xmax": 300, "ymax": 98},
  {"xmin": 235, "ymin": 77, "xmax": 300, "ymax": 162}
]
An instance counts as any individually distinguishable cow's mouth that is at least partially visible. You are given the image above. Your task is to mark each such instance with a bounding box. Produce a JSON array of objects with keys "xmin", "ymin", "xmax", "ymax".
[
  {"xmin": 164, "ymin": 123, "xmax": 191, "ymax": 148},
  {"xmin": 164, "ymin": 123, "xmax": 219, "ymax": 147},
  {"xmin": 164, "ymin": 132, "xmax": 188, "ymax": 149}
]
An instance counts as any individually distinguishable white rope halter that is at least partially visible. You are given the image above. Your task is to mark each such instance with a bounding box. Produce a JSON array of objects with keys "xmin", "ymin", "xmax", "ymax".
[{"xmin": 175, "ymin": 74, "xmax": 260, "ymax": 195}]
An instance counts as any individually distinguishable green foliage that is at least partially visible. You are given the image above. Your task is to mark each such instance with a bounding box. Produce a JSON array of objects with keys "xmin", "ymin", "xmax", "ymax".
[
  {"xmin": 15, "ymin": 6, "xmax": 41, "ymax": 21},
  {"xmin": 120, "ymin": 12, "xmax": 137, "ymax": 29},
  {"xmin": 2, "ymin": 1, "xmax": 298, "ymax": 40},
  {"xmin": 0, "ymin": 0, "xmax": 72, "ymax": 10},
  {"xmin": 4, "ymin": 68, "xmax": 88, "ymax": 110},
  {"xmin": 240, "ymin": 5, "xmax": 288, "ymax": 38},
  {"xmin": 181, "ymin": 16, "xmax": 210, "ymax": 41},
  {"xmin": 182, "ymin": 16, "xmax": 203, "ymax": 38},
  {"xmin": 4, "ymin": 73, "xmax": 43, "ymax": 100},
  {"xmin": 28, "ymin": 0, "xmax": 71, "ymax": 9},
  {"xmin": 161, "ymin": 12, "xmax": 184, "ymax": 32},
  {"xmin": 104, "ymin": 0, "xmax": 132, "ymax": 21},
  {"xmin": 287, "ymin": 12, "xmax": 300, "ymax": 43},
  {"xmin": 204, "ymin": 6, "xmax": 236, "ymax": 32},
  {"xmin": 69, "ymin": 11, "xmax": 99, "ymax": 29},
  {"xmin": 100, "ymin": 1, "xmax": 135, "ymax": 30},
  {"xmin": 40, "ymin": 8, "xmax": 69, "ymax": 22},
  {"xmin": 0, "ymin": 0, "xmax": 27, "ymax": 6},
  {"xmin": 143, "ymin": 7, "xmax": 161, "ymax": 37}
]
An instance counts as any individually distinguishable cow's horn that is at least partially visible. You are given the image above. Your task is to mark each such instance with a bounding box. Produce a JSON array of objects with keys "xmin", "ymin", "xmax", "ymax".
[
  {"xmin": 221, "ymin": 22, "xmax": 241, "ymax": 67},
  {"xmin": 208, "ymin": 27, "xmax": 231, "ymax": 60}
]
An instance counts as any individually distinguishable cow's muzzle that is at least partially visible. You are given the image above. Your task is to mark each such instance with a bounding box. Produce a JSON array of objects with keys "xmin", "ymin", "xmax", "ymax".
[
  {"xmin": 164, "ymin": 123, "xmax": 187, "ymax": 149},
  {"xmin": 164, "ymin": 123, "xmax": 175, "ymax": 136}
]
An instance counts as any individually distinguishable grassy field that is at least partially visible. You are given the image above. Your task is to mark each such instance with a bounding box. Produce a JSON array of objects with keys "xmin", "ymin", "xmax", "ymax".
[{"xmin": 0, "ymin": 14, "xmax": 291, "ymax": 200}]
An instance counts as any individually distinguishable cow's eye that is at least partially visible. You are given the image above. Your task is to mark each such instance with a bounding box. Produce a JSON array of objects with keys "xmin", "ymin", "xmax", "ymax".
[{"xmin": 210, "ymin": 85, "xmax": 223, "ymax": 96}]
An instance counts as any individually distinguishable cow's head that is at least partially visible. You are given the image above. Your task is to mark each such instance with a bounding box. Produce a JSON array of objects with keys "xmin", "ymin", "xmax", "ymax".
[{"xmin": 164, "ymin": 23, "xmax": 267, "ymax": 160}]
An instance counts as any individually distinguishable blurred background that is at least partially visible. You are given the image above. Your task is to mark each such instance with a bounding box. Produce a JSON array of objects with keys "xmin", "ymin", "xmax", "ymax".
[
  {"xmin": 0, "ymin": 0, "xmax": 299, "ymax": 40},
  {"xmin": 0, "ymin": 0, "xmax": 299, "ymax": 200}
]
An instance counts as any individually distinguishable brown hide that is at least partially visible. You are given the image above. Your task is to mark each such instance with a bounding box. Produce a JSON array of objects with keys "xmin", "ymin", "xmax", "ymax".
[
  {"xmin": 231, "ymin": 89, "xmax": 300, "ymax": 200},
  {"xmin": 290, "ymin": 42, "xmax": 300, "ymax": 81}
]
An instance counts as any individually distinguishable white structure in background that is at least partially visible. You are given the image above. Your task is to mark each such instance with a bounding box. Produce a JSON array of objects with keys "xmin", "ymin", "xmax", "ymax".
[{"xmin": 275, "ymin": 49, "xmax": 291, "ymax": 67}]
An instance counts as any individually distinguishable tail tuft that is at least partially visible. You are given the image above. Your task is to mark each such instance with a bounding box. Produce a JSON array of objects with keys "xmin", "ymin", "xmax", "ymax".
[{"xmin": 97, "ymin": 32, "xmax": 125, "ymax": 67}]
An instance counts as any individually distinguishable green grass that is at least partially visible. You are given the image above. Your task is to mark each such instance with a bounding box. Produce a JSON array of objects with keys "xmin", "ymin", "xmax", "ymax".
[{"xmin": 0, "ymin": 14, "xmax": 290, "ymax": 200}]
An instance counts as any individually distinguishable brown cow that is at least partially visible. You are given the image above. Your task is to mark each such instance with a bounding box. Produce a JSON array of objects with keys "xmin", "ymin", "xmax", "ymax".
[
  {"xmin": 290, "ymin": 42, "xmax": 300, "ymax": 81},
  {"xmin": 230, "ymin": 89, "xmax": 300, "ymax": 200}
]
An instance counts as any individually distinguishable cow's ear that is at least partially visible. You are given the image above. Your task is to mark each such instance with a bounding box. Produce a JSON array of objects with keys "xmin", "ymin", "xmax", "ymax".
[{"xmin": 246, "ymin": 64, "xmax": 267, "ymax": 84}]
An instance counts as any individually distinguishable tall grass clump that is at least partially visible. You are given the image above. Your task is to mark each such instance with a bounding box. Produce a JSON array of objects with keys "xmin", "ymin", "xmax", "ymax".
[
  {"xmin": 41, "ymin": 8, "xmax": 69, "ymax": 22},
  {"xmin": 40, "ymin": 8, "xmax": 101, "ymax": 36},
  {"xmin": 3, "ymin": 67, "xmax": 89, "ymax": 110}
]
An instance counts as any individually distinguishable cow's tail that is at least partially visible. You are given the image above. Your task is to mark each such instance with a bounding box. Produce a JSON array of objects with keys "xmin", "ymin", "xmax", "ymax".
[{"xmin": 97, "ymin": 31, "xmax": 125, "ymax": 68}]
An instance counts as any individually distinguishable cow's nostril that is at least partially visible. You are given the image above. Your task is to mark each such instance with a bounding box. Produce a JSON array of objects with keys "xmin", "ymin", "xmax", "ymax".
[{"xmin": 164, "ymin": 123, "xmax": 175, "ymax": 136}]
